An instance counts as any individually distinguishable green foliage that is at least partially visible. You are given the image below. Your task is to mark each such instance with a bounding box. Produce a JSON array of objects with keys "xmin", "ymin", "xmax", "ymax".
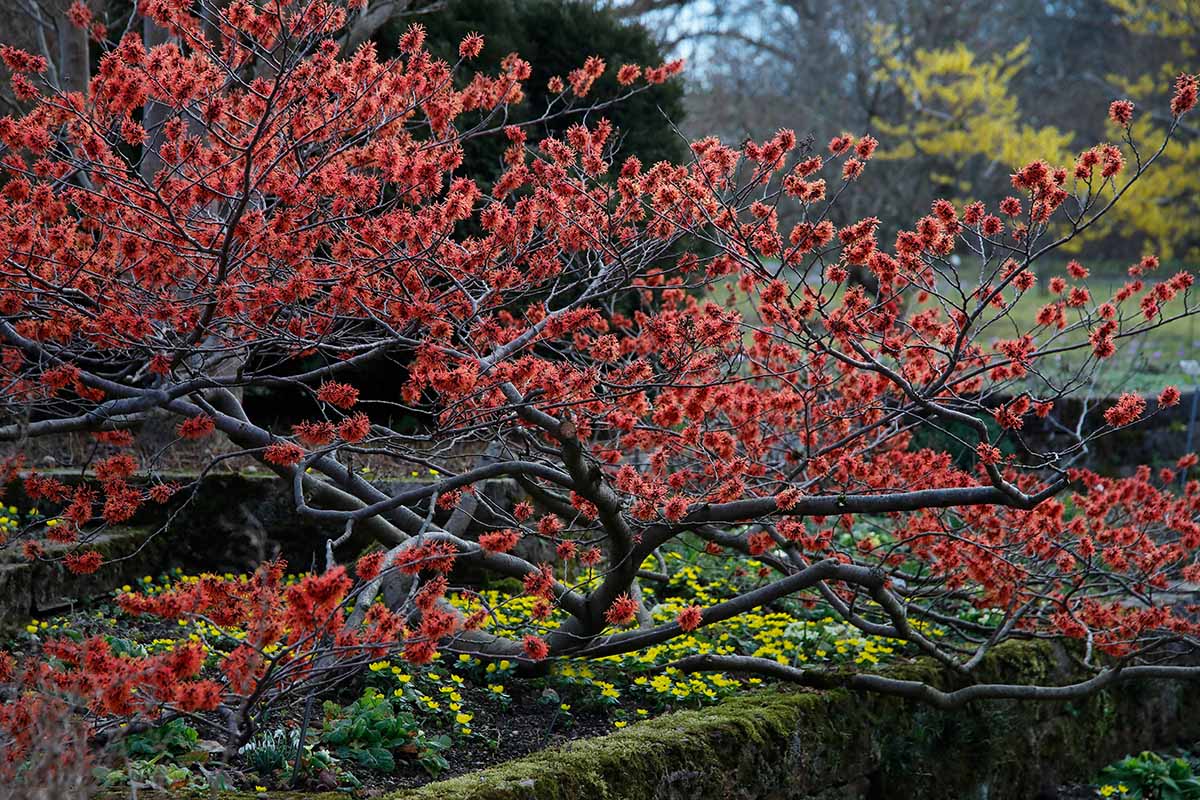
[
  {"xmin": 241, "ymin": 726, "xmax": 364, "ymax": 791},
  {"xmin": 386, "ymin": 0, "xmax": 686, "ymax": 187},
  {"xmin": 121, "ymin": 718, "xmax": 199, "ymax": 760},
  {"xmin": 95, "ymin": 758, "xmax": 231, "ymax": 793},
  {"xmin": 1099, "ymin": 751, "xmax": 1200, "ymax": 800},
  {"xmin": 320, "ymin": 689, "xmax": 451, "ymax": 777},
  {"xmin": 240, "ymin": 727, "xmax": 292, "ymax": 780}
]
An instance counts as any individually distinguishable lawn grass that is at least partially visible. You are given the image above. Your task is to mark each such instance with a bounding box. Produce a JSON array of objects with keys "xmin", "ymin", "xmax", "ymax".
[
  {"xmin": 992, "ymin": 278, "xmax": 1199, "ymax": 395},
  {"xmin": 724, "ymin": 257, "xmax": 1200, "ymax": 396}
]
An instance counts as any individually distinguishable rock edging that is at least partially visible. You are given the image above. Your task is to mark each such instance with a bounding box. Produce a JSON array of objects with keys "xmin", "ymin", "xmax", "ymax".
[{"xmin": 382, "ymin": 642, "xmax": 1200, "ymax": 800}]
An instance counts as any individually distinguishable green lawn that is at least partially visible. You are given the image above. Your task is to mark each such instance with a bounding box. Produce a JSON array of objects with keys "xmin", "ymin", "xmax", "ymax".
[
  {"xmin": 726, "ymin": 257, "xmax": 1200, "ymax": 396},
  {"xmin": 989, "ymin": 278, "xmax": 1199, "ymax": 395}
]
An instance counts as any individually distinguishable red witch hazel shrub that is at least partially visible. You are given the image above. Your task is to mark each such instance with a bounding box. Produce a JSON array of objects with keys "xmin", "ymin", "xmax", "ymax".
[{"xmin": 0, "ymin": 0, "xmax": 1198, "ymax": 781}]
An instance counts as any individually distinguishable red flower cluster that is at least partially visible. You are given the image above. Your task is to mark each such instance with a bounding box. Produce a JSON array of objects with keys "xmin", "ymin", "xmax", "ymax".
[
  {"xmin": 604, "ymin": 593, "xmax": 639, "ymax": 626},
  {"xmin": 1104, "ymin": 393, "xmax": 1147, "ymax": 427}
]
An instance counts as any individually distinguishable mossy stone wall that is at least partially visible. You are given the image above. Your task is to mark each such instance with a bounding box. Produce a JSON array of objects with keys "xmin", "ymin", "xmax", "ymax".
[
  {"xmin": 0, "ymin": 526, "xmax": 166, "ymax": 624},
  {"xmin": 382, "ymin": 643, "xmax": 1199, "ymax": 800}
]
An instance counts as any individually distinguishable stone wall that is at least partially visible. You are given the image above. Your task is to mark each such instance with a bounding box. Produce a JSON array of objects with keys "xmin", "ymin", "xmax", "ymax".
[
  {"xmin": 0, "ymin": 526, "xmax": 169, "ymax": 622},
  {"xmin": 104, "ymin": 642, "xmax": 1200, "ymax": 800},
  {"xmin": 0, "ymin": 472, "xmax": 524, "ymax": 624},
  {"xmin": 382, "ymin": 642, "xmax": 1199, "ymax": 800},
  {"xmin": 999, "ymin": 388, "xmax": 1199, "ymax": 475}
]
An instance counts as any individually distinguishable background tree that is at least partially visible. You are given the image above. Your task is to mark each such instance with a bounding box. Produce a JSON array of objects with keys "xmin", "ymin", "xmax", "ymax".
[
  {"xmin": 405, "ymin": 0, "xmax": 686, "ymax": 188},
  {"xmin": 622, "ymin": 0, "xmax": 1199, "ymax": 260},
  {"xmin": 1086, "ymin": 0, "xmax": 1200, "ymax": 260}
]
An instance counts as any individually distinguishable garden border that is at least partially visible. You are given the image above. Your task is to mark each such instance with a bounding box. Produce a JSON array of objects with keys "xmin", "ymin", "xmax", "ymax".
[
  {"xmin": 110, "ymin": 641, "xmax": 1200, "ymax": 800},
  {"xmin": 379, "ymin": 642, "xmax": 1200, "ymax": 800}
]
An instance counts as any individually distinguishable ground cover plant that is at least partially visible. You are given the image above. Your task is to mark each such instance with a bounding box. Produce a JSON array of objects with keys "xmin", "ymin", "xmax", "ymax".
[
  {"xmin": 0, "ymin": 0, "xmax": 1199, "ymax": 794},
  {"xmin": 10, "ymin": 549, "xmax": 916, "ymax": 792},
  {"xmin": 1054, "ymin": 746, "xmax": 1200, "ymax": 800}
]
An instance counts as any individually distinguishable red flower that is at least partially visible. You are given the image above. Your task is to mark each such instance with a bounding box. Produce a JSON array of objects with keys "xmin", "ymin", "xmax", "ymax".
[
  {"xmin": 747, "ymin": 530, "xmax": 773, "ymax": 555},
  {"xmin": 415, "ymin": 575, "xmax": 449, "ymax": 612},
  {"xmin": 1101, "ymin": 144, "xmax": 1124, "ymax": 177},
  {"xmin": 95, "ymin": 453, "xmax": 137, "ymax": 482},
  {"xmin": 399, "ymin": 22, "xmax": 426, "ymax": 53},
  {"xmin": 177, "ymin": 414, "xmax": 215, "ymax": 440},
  {"xmin": 999, "ymin": 197, "xmax": 1022, "ymax": 216},
  {"xmin": 293, "ymin": 421, "xmax": 335, "ymax": 446},
  {"xmin": 479, "ymin": 529, "xmax": 520, "ymax": 553},
  {"xmin": 536, "ymin": 515, "xmax": 562, "ymax": 537},
  {"xmin": 522, "ymin": 564, "xmax": 555, "ymax": 600},
  {"xmin": 676, "ymin": 605, "xmax": 702, "ymax": 632},
  {"xmin": 356, "ymin": 551, "xmax": 386, "ymax": 581},
  {"xmin": 568, "ymin": 56, "xmax": 605, "ymax": 97},
  {"xmin": 458, "ymin": 32, "xmax": 484, "ymax": 59},
  {"xmin": 775, "ymin": 488, "xmax": 801, "ymax": 510},
  {"xmin": 1104, "ymin": 393, "xmax": 1147, "ymax": 427},
  {"xmin": 148, "ymin": 483, "xmax": 178, "ymax": 503},
  {"xmin": 522, "ymin": 635, "xmax": 549, "ymax": 661},
  {"xmin": 174, "ymin": 680, "xmax": 222, "ymax": 711},
  {"xmin": 317, "ymin": 382, "xmax": 359, "ymax": 409},
  {"xmin": 976, "ymin": 443, "xmax": 1002, "ymax": 465},
  {"xmin": 337, "ymin": 413, "xmax": 371, "ymax": 443},
  {"xmin": 1108, "ymin": 100, "xmax": 1134, "ymax": 126},
  {"xmin": 221, "ymin": 645, "xmax": 264, "ymax": 694},
  {"xmin": 1158, "ymin": 386, "xmax": 1181, "ymax": 408},
  {"xmin": 663, "ymin": 496, "xmax": 689, "ymax": 521},
  {"xmin": 855, "ymin": 135, "xmax": 878, "ymax": 160},
  {"xmin": 404, "ymin": 639, "xmax": 438, "ymax": 665},
  {"xmin": 264, "ymin": 441, "xmax": 304, "ymax": 466},
  {"xmin": 828, "ymin": 133, "xmax": 853, "ymax": 154},
  {"xmin": 0, "ymin": 46, "xmax": 47, "ymax": 74},
  {"xmin": 1171, "ymin": 73, "xmax": 1198, "ymax": 117},
  {"xmin": 66, "ymin": 1, "xmax": 93, "ymax": 29},
  {"xmin": 102, "ymin": 480, "xmax": 142, "ymax": 523},
  {"xmin": 616, "ymin": 64, "xmax": 641, "ymax": 86},
  {"xmin": 64, "ymin": 550, "xmax": 103, "ymax": 575},
  {"xmin": 604, "ymin": 593, "xmax": 638, "ymax": 626}
]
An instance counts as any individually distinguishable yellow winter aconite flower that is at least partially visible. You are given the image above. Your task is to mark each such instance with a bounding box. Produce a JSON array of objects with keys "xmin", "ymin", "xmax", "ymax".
[{"xmin": 27, "ymin": 549, "xmax": 931, "ymax": 772}]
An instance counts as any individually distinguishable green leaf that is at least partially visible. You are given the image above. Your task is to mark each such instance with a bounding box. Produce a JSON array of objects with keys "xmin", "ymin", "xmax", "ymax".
[{"xmin": 367, "ymin": 747, "xmax": 395, "ymax": 773}]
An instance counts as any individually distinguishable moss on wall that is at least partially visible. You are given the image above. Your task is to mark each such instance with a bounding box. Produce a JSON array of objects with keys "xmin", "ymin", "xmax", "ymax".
[
  {"xmin": 378, "ymin": 641, "xmax": 1200, "ymax": 800},
  {"xmin": 0, "ymin": 525, "xmax": 164, "ymax": 626},
  {"xmin": 75, "ymin": 642, "xmax": 1200, "ymax": 800}
]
